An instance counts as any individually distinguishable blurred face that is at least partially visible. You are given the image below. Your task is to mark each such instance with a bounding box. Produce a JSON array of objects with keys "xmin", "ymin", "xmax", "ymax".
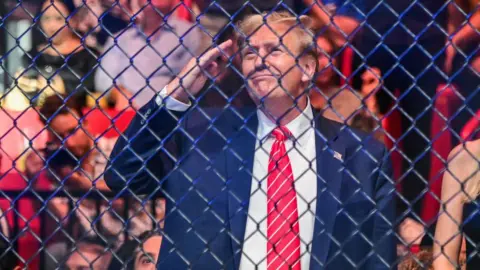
[
  {"xmin": 139, "ymin": 0, "xmax": 175, "ymax": 14},
  {"xmin": 66, "ymin": 244, "xmax": 110, "ymax": 270},
  {"xmin": 48, "ymin": 112, "xmax": 92, "ymax": 158},
  {"xmin": 40, "ymin": 1, "xmax": 74, "ymax": 44},
  {"xmin": 134, "ymin": 235, "xmax": 162, "ymax": 270},
  {"xmin": 241, "ymin": 24, "xmax": 315, "ymax": 107},
  {"xmin": 315, "ymin": 36, "xmax": 336, "ymax": 86}
]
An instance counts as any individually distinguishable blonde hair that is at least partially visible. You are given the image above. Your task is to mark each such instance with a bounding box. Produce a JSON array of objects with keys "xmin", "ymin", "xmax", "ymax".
[{"xmin": 236, "ymin": 11, "xmax": 317, "ymax": 60}]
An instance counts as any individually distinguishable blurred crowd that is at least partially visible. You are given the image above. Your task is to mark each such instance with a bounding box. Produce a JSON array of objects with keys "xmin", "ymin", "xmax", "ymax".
[{"xmin": 0, "ymin": 0, "xmax": 478, "ymax": 269}]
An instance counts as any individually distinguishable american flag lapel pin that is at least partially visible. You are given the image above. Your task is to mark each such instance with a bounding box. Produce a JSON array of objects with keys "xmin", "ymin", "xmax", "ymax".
[{"xmin": 333, "ymin": 151, "xmax": 343, "ymax": 162}]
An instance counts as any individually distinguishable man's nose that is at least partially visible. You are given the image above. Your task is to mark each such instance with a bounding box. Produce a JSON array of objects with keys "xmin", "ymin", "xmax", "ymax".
[
  {"xmin": 253, "ymin": 49, "xmax": 269, "ymax": 69},
  {"xmin": 254, "ymin": 52, "xmax": 264, "ymax": 68}
]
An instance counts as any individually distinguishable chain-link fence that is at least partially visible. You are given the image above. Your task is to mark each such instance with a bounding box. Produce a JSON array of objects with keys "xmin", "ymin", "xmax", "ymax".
[{"xmin": 0, "ymin": 0, "xmax": 479, "ymax": 269}]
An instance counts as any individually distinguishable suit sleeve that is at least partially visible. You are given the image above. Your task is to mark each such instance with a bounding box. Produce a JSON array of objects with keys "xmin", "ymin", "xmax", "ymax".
[
  {"xmin": 369, "ymin": 146, "xmax": 397, "ymax": 270},
  {"xmin": 104, "ymin": 93, "xmax": 188, "ymax": 195}
]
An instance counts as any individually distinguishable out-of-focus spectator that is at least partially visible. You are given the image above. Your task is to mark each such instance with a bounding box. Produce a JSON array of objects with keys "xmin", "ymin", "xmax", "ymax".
[
  {"xmin": 68, "ymin": 0, "xmax": 192, "ymax": 48},
  {"xmin": 63, "ymin": 237, "xmax": 112, "ymax": 270},
  {"xmin": 107, "ymin": 231, "xmax": 162, "ymax": 270},
  {"xmin": 445, "ymin": 1, "xmax": 480, "ymax": 75},
  {"xmin": 434, "ymin": 138, "xmax": 480, "ymax": 269},
  {"xmin": 95, "ymin": 0, "xmax": 201, "ymax": 109},
  {"xmin": 399, "ymin": 246, "xmax": 467, "ymax": 270},
  {"xmin": 27, "ymin": 95, "xmax": 164, "ymax": 268},
  {"xmin": 5, "ymin": 0, "xmax": 100, "ymax": 111},
  {"xmin": 446, "ymin": 1, "xmax": 480, "ymax": 145},
  {"xmin": 398, "ymin": 248, "xmax": 434, "ymax": 270},
  {"xmin": 311, "ymin": 34, "xmax": 383, "ymax": 140},
  {"xmin": 0, "ymin": 208, "xmax": 16, "ymax": 270},
  {"xmin": 353, "ymin": 0, "xmax": 449, "ymax": 215},
  {"xmin": 303, "ymin": 0, "xmax": 364, "ymax": 46}
]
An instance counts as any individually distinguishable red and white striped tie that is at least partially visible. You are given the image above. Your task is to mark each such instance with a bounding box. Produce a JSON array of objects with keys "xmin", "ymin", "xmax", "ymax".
[{"xmin": 267, "ymin": 127, "xmax": 301, "ymax": 270}]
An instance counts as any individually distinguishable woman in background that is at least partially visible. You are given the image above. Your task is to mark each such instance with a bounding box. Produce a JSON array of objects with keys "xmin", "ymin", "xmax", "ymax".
[
  {"xmin": 434, "ymin": 138, "xmax": 480, "ymax": 269},
  {"xmin": 10, "ymin": 0, "xmax": 99, "ymax": 110}
]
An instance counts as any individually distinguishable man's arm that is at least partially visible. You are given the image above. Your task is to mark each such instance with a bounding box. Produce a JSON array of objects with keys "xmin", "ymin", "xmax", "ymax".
[
  {"xmin": 104, "ymin": 93, "xmax": 188, "ymax": 194},
  {"xmin": 369, "ymin": 146, "xmax": 397, "ymax": 269},
  {"xmin": 104, "ymin": 40, "xmax": 233, "ymax": 194}
]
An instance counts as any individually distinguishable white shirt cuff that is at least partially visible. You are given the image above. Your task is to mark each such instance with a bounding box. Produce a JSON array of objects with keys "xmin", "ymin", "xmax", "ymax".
[{"xmin": 155, "ymin": 86, "xmax": 191, "ymax": 112}]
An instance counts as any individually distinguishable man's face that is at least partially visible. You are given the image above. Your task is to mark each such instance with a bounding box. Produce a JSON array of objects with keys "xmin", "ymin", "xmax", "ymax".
[
  {"xmin": 241, "ymin": 24, "xmax": 314, "ymax": 107},
  {"xmin": 134, "ymin": 235, "xmax": 162, "ymax": 270},
  {"xmin": 48, "ymin": 112, "xmax": 91, "ymax": 158},
  {"xmin": 315, "ymin": 37, "xmax": 336, "ymax": 85},
  {"xmin": 65, "ymin": 244, "xmax": 110, "ymax": 270}
]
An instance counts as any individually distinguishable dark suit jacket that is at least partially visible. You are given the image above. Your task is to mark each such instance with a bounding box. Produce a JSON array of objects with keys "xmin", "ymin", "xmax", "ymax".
[{"xmin": 105, "ymin": 97, "xmax": 397, "ymax": 270}]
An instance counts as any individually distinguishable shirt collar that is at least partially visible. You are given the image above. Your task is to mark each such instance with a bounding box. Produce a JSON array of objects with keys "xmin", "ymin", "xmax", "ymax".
[{"xmin": 257, "ymin": 100, "xmax": 314, "ymax": 145}]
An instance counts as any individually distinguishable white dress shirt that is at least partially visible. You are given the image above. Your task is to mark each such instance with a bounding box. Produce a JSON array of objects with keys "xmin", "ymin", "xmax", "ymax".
[{"xmin": 156, "ymin": 88, "xmax": 318, "ymax": 269}]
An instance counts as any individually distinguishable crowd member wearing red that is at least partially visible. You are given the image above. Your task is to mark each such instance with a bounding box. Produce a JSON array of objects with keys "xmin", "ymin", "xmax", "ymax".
[{"xmin": 25, "ymin": 95, "xmax": 163, "ymax": 269}]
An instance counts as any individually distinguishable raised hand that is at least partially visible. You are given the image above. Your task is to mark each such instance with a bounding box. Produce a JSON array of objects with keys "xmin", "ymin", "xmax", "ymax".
[{"xmin": 166, "ymin": 40, "xmax": 234, "ymax": 104}]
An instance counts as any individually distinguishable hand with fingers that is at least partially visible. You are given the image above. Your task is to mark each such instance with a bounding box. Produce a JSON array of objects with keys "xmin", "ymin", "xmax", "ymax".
[
  {"xmin": 166, "ymin": 40, "xmax": 234, "ymax": 104},
  {"xmin": 444, "ymin": 42, "xmax": 457, "ymax": 76}
]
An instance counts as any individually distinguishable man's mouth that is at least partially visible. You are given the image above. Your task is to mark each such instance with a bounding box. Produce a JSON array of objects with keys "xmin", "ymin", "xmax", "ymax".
[{"xmin": 251, "ymin": 74, "xmax": 275, "ymax": 80}]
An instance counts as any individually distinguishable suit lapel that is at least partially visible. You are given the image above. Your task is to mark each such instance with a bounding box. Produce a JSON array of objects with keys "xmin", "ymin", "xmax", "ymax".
[
  {"xmin": 225, "ymin": 108, "xmax": 258, "ymax": 270},
  {"xmin": 310, "ymin": 114, "xmax": 346, "ymax": 270}
]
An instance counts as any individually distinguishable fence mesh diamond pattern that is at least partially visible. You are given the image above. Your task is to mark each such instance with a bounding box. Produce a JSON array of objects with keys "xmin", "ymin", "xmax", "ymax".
[{"xmin": 0, "ymin": 0, "xmax": 479, "ymax": 269}]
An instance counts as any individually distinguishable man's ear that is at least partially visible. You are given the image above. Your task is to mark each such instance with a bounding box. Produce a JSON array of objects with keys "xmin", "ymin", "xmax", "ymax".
[{"xmin": 300, "ymin": 55, "xmax": 317, "ymax": 84}]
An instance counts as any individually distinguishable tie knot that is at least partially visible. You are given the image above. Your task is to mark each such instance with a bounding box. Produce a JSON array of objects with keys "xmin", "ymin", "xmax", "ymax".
[{"xmin": 271, "ymin": 127, "xmax": 292, "ymax": 141}]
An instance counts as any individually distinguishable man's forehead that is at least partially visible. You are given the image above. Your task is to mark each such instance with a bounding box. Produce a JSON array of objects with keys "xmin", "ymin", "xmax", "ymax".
[{"xmin": 247, "ymin": 25, "xmax": 295, "ymax": 46}]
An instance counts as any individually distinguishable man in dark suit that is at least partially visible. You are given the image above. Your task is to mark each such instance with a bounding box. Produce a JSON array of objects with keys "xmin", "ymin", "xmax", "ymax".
[{"xmin": 105, "ymin": 11, "xmax": 396, "ymax": 270}]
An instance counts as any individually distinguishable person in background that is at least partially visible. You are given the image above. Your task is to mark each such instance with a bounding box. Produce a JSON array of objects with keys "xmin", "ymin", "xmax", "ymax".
[
  {"xmin": 433, "ymin": 138, "xmax": 480, "ymax": 269},
  {"xmin": 398, "ymin": 248, "xmax": 434, "ymax": 270},
  {"xmin": 107, "ymin": 231, "xmax": 162, "ymax": 270},
  {"xmin": 0, "ymin": 208, "xmax": 16, "ymax": 270},
  {"xmin": 311, "ymin": 34, "xmax": 383, "ymax": 141},
  {"xmin": 10, "ymin": 0, "xmax": 99, "ymax": 110},
  {"xmin": 94, "ymin": 0, "xmax": 201, "ymax": 110},
  {"xmin": 25, "ymin": 95, "xmax": 163, "ymax": 269},
  {"xmin": 352, "ymin": 0, "xmax": 449, "ymax": 215},
  {"xmin": 63, "ymin": 237, "xmax": 112, "ymax": 270},
  {"xmin": 446, "ymin": 0, "xmax": 480, "ymax": 146}
]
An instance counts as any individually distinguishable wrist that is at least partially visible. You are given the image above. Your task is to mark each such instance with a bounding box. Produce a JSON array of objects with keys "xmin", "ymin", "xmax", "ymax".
[{"xmin": 166, "ymin": 82, "xmax": 190, "ymax": 104}]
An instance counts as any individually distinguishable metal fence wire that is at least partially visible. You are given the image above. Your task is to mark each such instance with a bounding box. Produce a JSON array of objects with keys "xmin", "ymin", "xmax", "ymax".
[{"xmin": 0, "ymin": 0, "xmax": 479, "ymax": 269}]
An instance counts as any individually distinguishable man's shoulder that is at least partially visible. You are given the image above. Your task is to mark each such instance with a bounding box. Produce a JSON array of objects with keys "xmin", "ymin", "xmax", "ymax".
[{"xmin": 320, "ymin": 116, "xmax": 386, "ymax": 159}]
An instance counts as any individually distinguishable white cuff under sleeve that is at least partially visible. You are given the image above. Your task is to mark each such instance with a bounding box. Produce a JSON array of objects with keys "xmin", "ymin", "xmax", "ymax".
[{"xmin": 155, "ymin": 86, "xmax": 191, "ymax": 112}]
